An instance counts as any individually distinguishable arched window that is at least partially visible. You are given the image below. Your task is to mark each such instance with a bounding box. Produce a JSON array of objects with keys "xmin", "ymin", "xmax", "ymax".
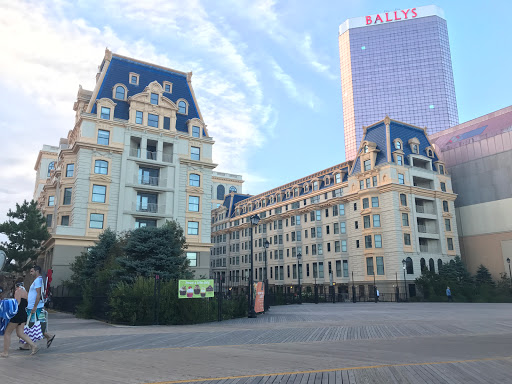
[
  {"xmin": 420, "ymin": 258, "xmax": 426, "ymax": 273},
  {"xmin": 217, "ymin": 185, "xmax": 225, "ymax": 200},
  {"xmin": 364, "ymin": 145, "xmax": 369, "ymax": 153},
  {"xmin": 437, "ymin": 259, "xmax": 443, "ymax": 273},
  {"xmin": 229, "ymin": 186, "xmax": 237, "ymax": 193},
  {"xmin": 406, "ymin": 257, "xmax": 414, "ymax": 275},
  {"xmin": 47, "ymin": 161, "xmax": 55, "ymax": 177},
  {"xmin": 115, "ymin": 86, "xmax": 125, "ymax": 100},
  {"xmin": 395, "ymin": 140, "xmax": 402, "ymax": 149},
  {"xmin": 429, "ymin": 258, "xmax": 435, "ymax": 272},
  {"xmin": 189, "ymin": 174, "xmax": 200, "ymax": 187},
  {"xmin": 178, "ymin": 101, "xmax": 187, "ymax": 114},
  {"xmin": 413, "ymin": 144, "xmax": 418, "ymax": 154}
]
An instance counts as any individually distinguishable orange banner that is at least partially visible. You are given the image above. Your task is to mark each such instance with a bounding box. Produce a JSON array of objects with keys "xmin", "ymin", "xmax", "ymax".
[{"xmin": 254, "ymin": 282, "xmax": 265, "ymax": 313}]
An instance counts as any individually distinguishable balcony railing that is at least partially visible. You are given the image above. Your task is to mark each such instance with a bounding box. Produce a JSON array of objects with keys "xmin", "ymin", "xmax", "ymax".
[
  {"xmin": 134, "ymin": 202, "xmax": 162, "ymax": 213},
  {"xmin": 136, "ymin": 175, "xmax": 162, "ymax": 186}
]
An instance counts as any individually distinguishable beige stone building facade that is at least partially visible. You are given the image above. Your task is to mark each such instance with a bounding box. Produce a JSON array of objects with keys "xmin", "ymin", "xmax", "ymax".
[
  {"xmin": 34, "ymin": 50, "xmax": 215, "ymax": 286},
  {"xmin": 211, "ymin": 117, "xmax": 460, "ymax": 299},
  {"xmin": 211, "ymin": 171, "xmax": 244, "ymax": 210}
]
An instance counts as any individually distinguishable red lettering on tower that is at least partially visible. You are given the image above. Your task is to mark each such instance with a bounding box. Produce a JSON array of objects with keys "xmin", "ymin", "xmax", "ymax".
[
  {"xmin": 411, "ymin": 8, "xmax": 418, "ymax": 17},
  {"xmin": 366, "ymin": 16, "xmax": 372, "ymax": 25},
  {"xmin": 394, "ymin": 11, "xmax": 401, "ymax": 20},
  {"xmin": 402, "ymin": 9, "xmax": 410, "ymax": 19},
  {"xmin": 385, "ymin": 13, "xmax": 393, "ymax": 22},
  {"xmin": 374, "ymin": 14, "xmax": 383, "ymax": 23}
]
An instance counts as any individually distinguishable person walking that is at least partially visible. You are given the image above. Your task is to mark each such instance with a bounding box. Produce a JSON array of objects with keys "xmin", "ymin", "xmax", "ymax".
[
  {"xmin": 376, "ymin": 288, "xmax": 380, "ymax": 302},
  {"xmin": 1, "ymin": 279, "xmax": 39, "ymax": 357},
  {"xmin": 24, "ymin": 265, "xmax": 55, "ymax": 349},
  {"xmin": 446, "ymin": 286, "xmax": 453, "ymax": 302}
]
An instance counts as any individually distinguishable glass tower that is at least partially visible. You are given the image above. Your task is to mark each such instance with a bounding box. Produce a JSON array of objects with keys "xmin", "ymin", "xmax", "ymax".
[{"xmin": 339, "ymin": 5, "xmax": 458, "ymax": 160}]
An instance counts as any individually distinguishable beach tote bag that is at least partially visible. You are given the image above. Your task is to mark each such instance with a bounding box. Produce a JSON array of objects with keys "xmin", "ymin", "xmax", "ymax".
[{"xmin": 20, "ymin": 312, "xmax": 44, "ymax": 343}]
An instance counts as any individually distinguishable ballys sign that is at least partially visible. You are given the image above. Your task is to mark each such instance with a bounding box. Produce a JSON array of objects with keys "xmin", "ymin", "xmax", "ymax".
[{"xmin": 366, "ymin": 8, "xmax": 418, "ymax": 25}]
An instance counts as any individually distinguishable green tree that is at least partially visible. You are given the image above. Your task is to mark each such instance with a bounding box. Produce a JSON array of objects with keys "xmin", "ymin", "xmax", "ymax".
[
  {"xmin": 118, "ymin": 220, "xmax": 193, "ymax": 282},
  {"xmin": 474, "ymin": 264, "xmax": 494, "ymax": 287},
  {"xmin": 0, "ymin": 200, "xmax": 49, "ymax": 272}
]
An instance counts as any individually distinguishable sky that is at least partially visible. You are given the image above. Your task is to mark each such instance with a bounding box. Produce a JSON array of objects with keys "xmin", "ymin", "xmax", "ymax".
[{"xmin": 0, "ymin": 0, "xmax": 511, "ymax": 227}]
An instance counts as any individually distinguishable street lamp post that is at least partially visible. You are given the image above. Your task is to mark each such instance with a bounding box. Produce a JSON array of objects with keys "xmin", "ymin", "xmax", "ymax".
[
  {"xmin": 264, "ymin": 239, "xmax": 270, "ymax": 311},
  {"xmin": 402, "ymin": 259, "xmax": 408, "ymax": 302},
  {"xmin": 507, "ymin": 258, "xmax": 511, "ymax": 287},
  {"xmin": 248, "ymin": 214, "xmax": 260, "ymax": 318},
  {"xmin": 373, "ymin": 269, "xmax": 377, "ymax": 303},
  {"xmin": 297, "ymin": 253, "xmax": 302, "ymax": 304}
]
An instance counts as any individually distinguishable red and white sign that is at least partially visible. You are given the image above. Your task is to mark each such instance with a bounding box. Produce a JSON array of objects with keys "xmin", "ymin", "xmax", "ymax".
[{"xmin": 366, "ymin": 8, "xmax": 418, "ymax": 25}]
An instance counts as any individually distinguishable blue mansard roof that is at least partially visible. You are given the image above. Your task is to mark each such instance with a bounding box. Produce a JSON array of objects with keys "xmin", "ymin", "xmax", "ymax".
[
  {"xmin": 351, "ymin": 118, "xmax": 440, "ymax": 175},
  {"xmin": 92, "ymin": 55, "xmax": 200, "ymax": 134}
]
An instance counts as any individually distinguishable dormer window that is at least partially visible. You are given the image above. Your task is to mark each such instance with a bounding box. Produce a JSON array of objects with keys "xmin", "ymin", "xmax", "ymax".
[
  {"xmin": 150, "ymin": 93, "xmax": 159, "ymax": 105},
  {"xmin": 364, "ymin": 159, "xmax": 371, "ymax": 171},
  {"xmin": 101, "ymin": 107, "xmax": 111, "ymax": 120},
  {"xmin": 413, "ymin": 145, "xmax": 418, "ymax": 154},
  {"xmin": 427, "ymin": 148, "xmax": 434, "ymax": 157},
  {"xmin": 364, "ymin": 145, "xmax": 369, "ymax": 153},
  {"xmin": 294, "ymin": 188, "xmax": 298, "ymax": 197},
  {"xmin": 313, "ymin": 181, "xmax": 318, "ymax": 191},
  {"xmin": 439, "ymin": 164, "xmax": 445, "ymax": 174},
  {"xmin": 47, "ymin": 161, "xmax": 55, "ymax": 177},
  {"xmin": 397, "ymin": 155, "xmax": 403, "ymax": 166},
  {"xmin": 178, "ymin": 100, "xmax": 188, "ymax": 114},
  {"xmin": 129, "ymin": 73, "xmax": 139, "ymax": 85},
  {"xmin": 395, "ymin": 141, "xmax": 401, "ymax": 149},
  {"xmin": 115, "ymin": 86, "xmax": 126, "ymax": 100},
  {"xmin": 192, "ymin": 126, "xmax": 200, "ymax": 138},
  {"xmin": 163, "ymin": 81, "xmax": 172, "ymax": 93},
  {"xmin": 304, "ymin": 184, "xmax": 309, "ymax": 192}
]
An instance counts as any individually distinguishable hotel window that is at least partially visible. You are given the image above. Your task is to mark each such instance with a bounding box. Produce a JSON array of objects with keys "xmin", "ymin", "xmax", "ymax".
[
  {"xmin": 395, "ymin": 141, "xmax": 401, "ymax": 150},
  {"xmin": 100, "ymin": 107, "xmax": 110, "ymax": 120},
  {"xmin": 341, "ymin": 240, "xmax": 347, "ymax": 252},
  {"xmin": 188, "ymin": 221, "xmax": 199, "ymax": 235},
  {"xmin": 376, "ymin": 256, "xmax": 384, "ymax": 274},
  {"xmin": 339, "ymin": 204, "xmax": 345, "ymax": 215},
  {"xmin": 188, "ymin": 196, "xmax": 200, "ymax": 211},
  {"xmin": 353, "ymin": 203, "xmax": 357, "ymax": 211},
  {"xmin": 150, "ymin": 93, "xmax": 159, "ymax": 105},
  {"xmin": 445, "ymin": 219, "xmax": 451, "ymax": 232},
  {"xmin": 427, "ymin": 149, "xmax": 433, "ymax": 157},
  {"xmin": 340, "ymin": 222, "xmax": 346, "ymax": 233},
  {"xmin": 360, "ymin": 180, "xmax": 364, "ymax": 190},
  {"xmin": 63, "ymin": 188, "xmax": 72, "ymax": 205},
  {"xmin": 187, "ymin": 252, "xmax": 198, "ymax": 267},
  {"xmin": 191, "ymin": 146, "xmax": 200, "ymax": 161},
  {"xmin": 92, "ymin": 185, "xmax": 106, "ymax": 203},
  {"xmin": 313, "ymin": 181, "xmax": 318, "ymax": 191},
  {"xmin": 364, "ymin": 145, "xmax": 369, "ymax": 153},
  {"xmin": 135, "ymin": 111, "xmax": 143, "ymax": 124},
  {"xmin": 443, "ymin": 201, "xmax": 449, "ymax": 212},
  {"xmin": 404, "ymin": 233, "xmax": 411, "ymax": 246},
  {"xmin": 362, "ymin": 198, "xmax": 369, "ymax": 209},
  {"xmin": 115, "ymin": 86, "xmax": 125, "ymax": 100},
  {"xmin": 94, "ymin": 160, "xmax": 108, "ymax": 175},
  {"xmin": 363, "ymin": 215, "xmax": 371, "ymax": 229},
  {"xmin": 400, "ymin": 193, "xmax": 407, "ymax": 206},
  {"xmin": 312, "ymin": 244, "xmax": 317, "ymax": 255},
  {"xmin": 412, "ymin": 144, "xmax": 418, "ymax": 154},
  {"xmin": 178, "ymin": 100, "xmax": 187, "ymax": 114},
  {"xmin": 366, "ymin": 257, "xmax": 374, "ymax": 275},
  {"xmin": 189, "ymin": 173, "xmax": 200, "ymax": 186},
  {"xmin": 356, "ymin": 240, "xmax": 360, "ymax": 248},
  {"xmin": 47, "ymin": 162, "xmax": 55, "ymax": 177},
  {"xmin": 364, "ymin": 159, "xmax": 371, "ymax": 171},
  {"xmin": 371, "ymin": 197, "xmax": 379, "ymax": 207},
  {"xmin": 372, "ymin": 176, "xmax": 377, "ymax": 187},
  {"xmin": 48, "ymin": 196, "xmax": 55, "ymax": 207},
  {"xmin": 335, "ymin": 241, "xmax": 340, "ymax": 252},
  {"xmin": 365, "ymin": 235, "xmax": 372, "ymax": 248},
  {"xmin": 164, "ymin": 83, "xmax": 171, "ymax": 92},
  {"xmin": 97, "ymin": 129, "xmax": 110, "ymax": 145},
  {"xmin": 66, "ymin": 164, "xmax": 74, "ymax": 177},
  {"xmin": 440, "ymin": 182, "xmax": 446, "ymax": 192},
  {"xmin": 335, "ymin": 173, "xmax": 341, "ymax": 183},
  {"xmin": 130, "ymin": 75, "xmax": 138, "ymax": 85},
  {"xmin": 317, "ymin": 244, "xmax": 323, "ymax": 255},
  {"xmin": 447, "ymin": 238, "xmax": 454, "ymax": 251},
  {"xmin": 61, "ymin": 215, "xmax": 69, "ymax": 226},
  {"xmin": 336, "ymin": 260, "xmax": 341, "ymax": 277},
  {"xmin": 402, "ymin": 213, "xmax": 409, "ymax": 226},
  {"xmin": 192, "ymin": 126, "xmax": 200, "ymax": 138},
  {"xmin": 439, "ymin": 164, "xmax": 445, "ymax": 174},
  {"xmin": 373, "ymin": 214, "xmax": 380, "ymax": 227},
  {"xmin": 397, "ymin": 155, "xmax": 403, "ymax": 166},
  {"xmin": 343, "ymin": 260, "xmax": 349, "ymax": 277},
  {"xmin": 148, "ymin": 113, "xmax": 159, "ymax": 128},
  {"xmin": 319, "ymin": 262, "xmax": 324, "ymax": 278},
  {"xmin": 89, "ymin": 213, "xmax": 104, "ymax": 229},
  {"xmin": 46, "ymin": 214, "xmax": 53, "ymax": 228},
  {"xmin": 398, "ymin": 173, "xmax": 404, "ymax": 184},
  {"xmin": 333, "ymin": 223, "xmax": 339, "ymax": 234},
  {"xmin": 366, "ymin": 178, "xmax": 371, "ymax": 188},
  {"xmin": 136, "ymin": 219, "xmax": 157, "ymax": 228},
  {"xmin": 375, "ymin": 235, "xmax": 382, "ymax": 248},
  {"xmin": 355, "ymin": 221, "xmax": 358, "ymax": 230}
]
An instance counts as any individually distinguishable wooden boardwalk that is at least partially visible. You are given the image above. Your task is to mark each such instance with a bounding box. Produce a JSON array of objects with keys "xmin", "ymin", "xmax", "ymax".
[{"xmin": 154, "ymin": 357, "xmax": 512, "ymax": 384}]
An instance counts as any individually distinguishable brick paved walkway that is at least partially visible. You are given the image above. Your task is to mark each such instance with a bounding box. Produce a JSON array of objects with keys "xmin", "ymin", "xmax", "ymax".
[{"xmin": 1, "ymin": 303, "xmax": 511, "ymax": 383}]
